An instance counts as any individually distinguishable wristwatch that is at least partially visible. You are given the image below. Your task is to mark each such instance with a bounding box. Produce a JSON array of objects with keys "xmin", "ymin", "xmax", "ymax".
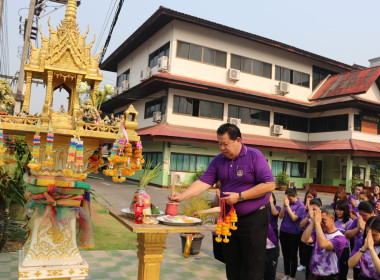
[
  {"xmin": 238, "ymin": 192, "xmax": 244, "ymax": 202},
  {"xmin": 359, "ymin": 248, "xmax": 366, "ymax": 253}
]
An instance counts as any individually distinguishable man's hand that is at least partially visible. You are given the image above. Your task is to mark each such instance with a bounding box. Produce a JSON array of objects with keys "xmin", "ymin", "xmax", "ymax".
[
  {"xmin": 357, "ymin": 216, "xmax": 365, "ymax": 231},
  {"xmin": 365, "ymin": 229, "xmax": 374, "ymax": 250},
  {"xmin": 351, "ymin": 197, "xmax": 357, "ymax": 208},
  {"xmin": 223, "ymin": 192, "xmax": 239, "ymax": 205},
  {"xmin": 350, "ymin": 209, "xmax": 358, "ymax": 220},
  {"xmin": 168, "ymin": 192, "xmax": 183, "ymax": 202},
  {"xmin": 376, "ymin": 203, "xmax": 380, "ymax": 213},
  {"xmin": 284, "ymin": 195, "xmax": 289, "ymax": 206}
]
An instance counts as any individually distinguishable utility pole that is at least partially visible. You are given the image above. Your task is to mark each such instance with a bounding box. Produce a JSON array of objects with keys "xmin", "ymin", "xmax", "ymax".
[
  {"xmin": 0, "ymin": 0, "xmax": 4, "ymax": 34},
  {"xmin": 15, "ymin": 0, "xmax": 36, "ymax": 114}
]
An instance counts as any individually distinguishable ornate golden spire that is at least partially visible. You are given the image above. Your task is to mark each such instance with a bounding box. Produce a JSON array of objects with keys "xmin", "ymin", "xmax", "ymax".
[{"xmin": 64, "ymin": 0, "xmax": 77, "ymax": 22}]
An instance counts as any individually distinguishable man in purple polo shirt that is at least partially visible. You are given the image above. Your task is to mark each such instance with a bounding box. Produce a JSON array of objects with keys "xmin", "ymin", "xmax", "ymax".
[
  {"xmin": 301, "ymin": 206, "xmax": 346, "ymax": 280},
  {"xmin": 169, "ymin": 123, "xmax": 275, "ymax": 280}
]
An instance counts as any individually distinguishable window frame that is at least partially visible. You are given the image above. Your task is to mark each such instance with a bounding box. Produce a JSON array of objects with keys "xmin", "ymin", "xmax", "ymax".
[
  {"xmin": 144, "ymin": 97, "xmax": 165, "ymax": 119},
  {"xmin": 176, "ymin": 40, "xmax": 227, "ymax": 68},
  {"xmin": 272, "ymin": 160, "xmax": 307, "ymax": 178},
  {"xmin": 116, "ymin": 69, "xmax": 130, "ymax": 88},
  {"xmin": 275, "ymin": 65, "xmax": 310, "ymax": 88},
  {"xmin": 149, "ymin": 42, "xmax": 170, "ymax": 68},
  {"xmin": 173, "ymin": 95, "xmax": 224, "ymax": 120},
  {"xmin": 228, "ymin": 104, "xmax": 270, "ymax": 127},
  {"xmin": 230, "ymin": 53, "xmax": 272, "ymax": 79},
  {"xmin": 142, "ymin": 152, "xmax": 163, "ymax": 169},
  {"xmin": 170, "ymin": 152, "xmax": 214, "ymax": 172}
]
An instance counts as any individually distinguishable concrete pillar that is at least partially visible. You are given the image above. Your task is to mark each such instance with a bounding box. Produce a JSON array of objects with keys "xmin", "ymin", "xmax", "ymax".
[{"xmin": 345, "ymin": 155, "xmax": 353, "ymax": 193}]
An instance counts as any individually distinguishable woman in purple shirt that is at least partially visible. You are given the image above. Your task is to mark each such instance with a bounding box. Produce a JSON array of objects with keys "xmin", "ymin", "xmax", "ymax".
[
  {"xmin": 348, "ymin": 216, "xmax": 380, "ymax": 280},
  {"xmin": 269, "ymin": 192, "xmax": 281, "ymax": 239},
  {"xmin": 334, "ymin": 200, "xmax": 353, "ymax": 280},
  {"xmin": 345, "ymin": 201, "xmax": 376, "ymax": 280},
  {"xmin": 279, "ymin": 188, "xmax": 305, "ymax": 280}
]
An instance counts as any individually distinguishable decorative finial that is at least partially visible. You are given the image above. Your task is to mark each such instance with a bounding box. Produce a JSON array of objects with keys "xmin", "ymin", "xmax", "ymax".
[{"xmin": 64, "ymin": 0, "xmax": 77, "ymax": 22}]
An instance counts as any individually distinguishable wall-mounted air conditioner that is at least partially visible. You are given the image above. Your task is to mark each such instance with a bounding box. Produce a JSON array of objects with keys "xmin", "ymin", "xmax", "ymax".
[
  {"xmin": 118, "ymin": 87, "xmax": 123, "ymax": 94},
  {"xmin": 365, "ymin": 179, "xmax": 372, "ymax": 187},
  {"xmin": 278, "ymin": 82, "xmax": 290, "ymax": 95},
  {"xmin": 228, "ymin": 68, "xmax": 240, "ymax": 81},
  {"xmin": 272, "ymin": 124, "xmax": 283, "ymax": 135},
  {"xmin": 228, "ymin": 117, "xmax": 241, "ymax": 128},
  {"xmin": 152, "ymin": 111, "xmax": 162, "ymax": 123},
  {"xmin": 121, "ymin": 80, "xmax": 129, "ymax": 91},
  {"xmin": 140, "ymin": 67, "xmax": 151, "ymax": 81},
  {"xmin": 157, "ymin": 56, "xmax": 168, "ymax": 72}
]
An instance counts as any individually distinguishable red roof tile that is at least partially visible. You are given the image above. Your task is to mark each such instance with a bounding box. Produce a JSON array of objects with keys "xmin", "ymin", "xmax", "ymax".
[
  {"xmin": 136, "ymin": 123, "xmax": 380, "ymax": 155},
  {"xmin": 311, "ymin": 67, "xmax": 380, "ymax": 101}
]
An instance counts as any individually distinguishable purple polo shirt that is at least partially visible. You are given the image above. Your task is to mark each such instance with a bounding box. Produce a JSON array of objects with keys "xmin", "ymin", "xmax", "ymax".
[
  {"xmin": 270, "ymin": 205, "xmax": 281, "ymax": 230},
  {"xmin": 347, "ymin": 218, "xmax": 363, "ymax": 269},
  {"xmin": 199, "ymin": 144, "xmax": 274, "ymax": 216},
  {"xmin": 334, "ymin": 218, "xmax": 353, "ymax": 248},
  {"xmin": 309, "ymin": 229, "xmax": 346, "ymax": 276},
  {"xmin": 280, "ymin": 199, "xmax": 305, "ymax": 234},
  {"xmin": 359, "ymin": 245, "xmax": 380, "ymax": 279},
  {"xmin": 267, "ymin": 224, "xmax": 278, "ymax": 248},
  {"xmin": 348, "ymin": 194, "xmax": 359, "ymax": 208}
]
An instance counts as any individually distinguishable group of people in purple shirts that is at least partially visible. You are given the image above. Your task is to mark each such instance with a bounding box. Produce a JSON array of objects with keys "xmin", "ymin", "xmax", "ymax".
[
  {"xmin": 169, "ymin": 123, "xmax": 380, "ymax": 280},
  {"xmin": 270, "ymin": 184, "xmax": 380, "ymax": 280}
]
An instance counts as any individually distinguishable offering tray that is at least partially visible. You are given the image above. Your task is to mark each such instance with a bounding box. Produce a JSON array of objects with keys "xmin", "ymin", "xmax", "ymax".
[
  {"xmin": 121, "ymin": 208, "xmax": 164, "ymax": 219},
  {"xmin": 156, "ymin": 215, "xmax": 202, "ymax": 226}
]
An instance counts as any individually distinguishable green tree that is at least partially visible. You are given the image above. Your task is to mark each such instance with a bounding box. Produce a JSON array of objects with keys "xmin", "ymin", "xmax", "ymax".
[{"xmin": 0, "ymin": 136, "xmax": 29, "ymax": 250}]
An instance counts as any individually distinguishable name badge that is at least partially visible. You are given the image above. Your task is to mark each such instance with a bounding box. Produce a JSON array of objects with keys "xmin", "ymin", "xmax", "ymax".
[{"xmin": 237, "ymin": 170, "xmax": 243, "ymax": 177}]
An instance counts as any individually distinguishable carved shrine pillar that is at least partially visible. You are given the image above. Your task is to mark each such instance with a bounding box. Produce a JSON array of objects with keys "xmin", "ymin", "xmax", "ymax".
[
  {"xmin": 21, "ymin": 72, "xmax": 33, "ymax": 113},
  {"xmin": 73, "ymin": 75, "xmax": 83, "ymax": 118},
  {"xmin": 42, "ymin": 71, "xmax": 54, "ymax": 115}
]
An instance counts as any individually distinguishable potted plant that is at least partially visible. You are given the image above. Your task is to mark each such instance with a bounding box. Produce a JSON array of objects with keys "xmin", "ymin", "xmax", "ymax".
[
  {"xmin": 177, "ymin": 183, "xmax": 213, "ymax": 255},
  {"xmin": 276, "ymin": 171, "xmax": 290, "ymax": 191}
]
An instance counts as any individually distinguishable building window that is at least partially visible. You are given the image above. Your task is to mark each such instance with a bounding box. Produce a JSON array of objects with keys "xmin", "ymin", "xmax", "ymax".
[
  {"xmin": 170, "ymin": 153, "xmax": 214, "ymax": 172},
  {"xmin": 274, "ymin": 113, "xmax": 308, "ymax": 132},
  {"xmin": 142, "ymin": 152, "xmax": 163, "ymax": 169},
  {"xmin": 145, "ymin": 97, "xmax": 165, "ymax": 119},
  {"xmin": 176, "ymin": 41, "xmax": 226, "ymax": 67},
  {"xmin": 228, "ymin": 105, "xmax": 269, "ymax": 126},
  {"xmin": 312, "ymin": 66, "xmax": 337, "ymax": 90},
  {"xmin": 231, "ymin": 54, "xmax": 272, "ymax": 78},
  {"xmin": 342, "ymin": 166, "xmax": 366, "ymax": 180},
  {"xmin": 309, "ymin": 114, "xmax": 348, "ymax": 133},
  {"xmin": 149, "ymin": 42, "xmax": 170, "ymax": 68},
  {"xmin": 272, "ymin": 160, "xmax": 306, "ymax": 178},
  {"xmin": 116, "ymin": 69, "xmax": 130, "ymax": 87},
  {"xmin": 275, "ymin": 66, "xmax": 310, "ymax": 88},
  {"xmin": 354, "ymin": 114, "xmax": 361, "ymax": 131},
  {"xmin": 173, "ymin": 95, "xmax": 223, "ymax": 120}
]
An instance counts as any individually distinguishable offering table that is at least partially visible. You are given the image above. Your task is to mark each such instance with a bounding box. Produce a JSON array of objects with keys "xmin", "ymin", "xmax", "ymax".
[{"xmin": 109, "ymin": 209, "xmax": 212, "ymax": 280}]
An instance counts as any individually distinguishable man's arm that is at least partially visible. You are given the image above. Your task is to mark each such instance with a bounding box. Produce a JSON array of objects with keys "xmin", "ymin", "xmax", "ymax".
[
  {"xmin": 169, "ymin": 180, "xmax": 211, "ymax": 202},
  {"xmin": 301, "ymin": 220, "xmax": 314, "ymax": 244},
  {"xmin": 223, "ymin": 182, "xmax": 275, "ymax": 205},
  {"xmin": 315, "ymin": 223, "xmax": 334, "ymax": 250}
]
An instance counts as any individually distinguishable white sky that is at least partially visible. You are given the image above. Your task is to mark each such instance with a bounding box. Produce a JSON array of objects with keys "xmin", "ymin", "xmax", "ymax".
[{"xmin": 4, "ymin": 0, "xmax": 380, "ymax": 113}]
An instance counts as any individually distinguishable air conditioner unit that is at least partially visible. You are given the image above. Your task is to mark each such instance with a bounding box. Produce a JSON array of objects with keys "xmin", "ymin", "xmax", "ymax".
[
  {"xmin": 121, "ymin": 80, "xmax": 129, "ymax": 91},
  {"xmin": 140, "ymin": 67, "xmax": 151, "ymax": 81},
  {"xmin": 278, "ymin": 82, "xmax": 290, "ymax": 94},
  {"xmin": 272, "ymin": 124, "xmax": 283, "ymax": 135},
  {"xmin": 228, "ymin": 68, "xmax": 240, "ymax": 81},
  {"xmin": 365, "ymin": 179, "xmax": 372, "ymax": 187},
  {"xmin": 157, "ymin": 56, "xmax": 168, "ymax": 72},
  {"xmin": 228, "ymin": 117, "xmax": 241, "ymax": 128},
  {"xmin": 171, "ymin": 172, "xmax": 185, "ymax": 186},
  {"xmin": 289, "ymin": 181, "xmax": 296, "ymax": 188},
  {"xmin": 152, "ymin": 111, "xmax": 162, "ymax": 123}
]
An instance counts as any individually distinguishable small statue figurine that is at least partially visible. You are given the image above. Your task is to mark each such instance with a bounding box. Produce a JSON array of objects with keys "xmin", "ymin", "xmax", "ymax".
[
  {"xmin": 59, "ymin": 105, "xmax": 66, "ymax": 114},
  {"xmin": 103, "ymin": 115, "xmax": 110, "ymax": 125}
]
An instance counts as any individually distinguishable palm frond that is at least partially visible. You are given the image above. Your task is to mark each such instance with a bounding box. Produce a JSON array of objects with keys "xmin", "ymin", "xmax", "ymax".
[{"xmin": 138, "ymin": 161, "xmax": 162, "ymax": 189}]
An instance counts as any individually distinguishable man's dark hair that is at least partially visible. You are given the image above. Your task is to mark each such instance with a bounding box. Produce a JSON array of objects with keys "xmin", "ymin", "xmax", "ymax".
[
  {"xmin": 217, "ymin": 123, "xmax": 241, "ymax": 140},
  {"xmin": 285, "ymin": 187, "xmax": 297, "ymax": 197},
  {"xmin": 358, "ymin": 201, "xmax": 375, "ymax": 214},
  {"xmin": 310, "ymin": 197, "xmax": 322, "ymax": 208},
  {"xmin": 356, "ymin": 183, "xmax": 365, "ymax": 189}
]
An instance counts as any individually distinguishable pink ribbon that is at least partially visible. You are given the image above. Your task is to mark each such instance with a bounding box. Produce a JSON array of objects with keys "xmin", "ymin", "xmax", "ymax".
[{"xmin": 121, "ymin": 123, "xmax": 129, "ymax": 144}]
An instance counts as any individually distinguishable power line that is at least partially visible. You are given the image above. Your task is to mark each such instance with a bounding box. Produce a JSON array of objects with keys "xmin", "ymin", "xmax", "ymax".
[
  {"xmin": 94, "ymin": 0, "xmax": 117, "ymax": 54},
  {"xmin": 98, "ymin": 0, "xmax": 124, "ymax": 64}
]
